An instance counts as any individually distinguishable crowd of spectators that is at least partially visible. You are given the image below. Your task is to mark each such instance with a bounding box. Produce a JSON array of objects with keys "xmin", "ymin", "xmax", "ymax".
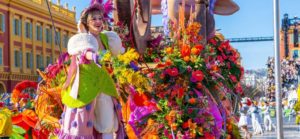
[{"xmin": 266, "ymin": 57, "xmax": 300, "ymax": 101}]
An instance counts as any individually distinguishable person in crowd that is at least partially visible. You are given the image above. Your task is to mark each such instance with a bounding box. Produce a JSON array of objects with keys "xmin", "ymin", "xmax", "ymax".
[
  {"xmin": 262, "ymin": 102, "xmax": 275, "ymax": 131},
  {"xmin": 249, "ymin": 101, "xmax": 263, "ymax": 135},
  {"xmin": 238, "ymin": 98, "xmax": 252, "ymax": 139}
]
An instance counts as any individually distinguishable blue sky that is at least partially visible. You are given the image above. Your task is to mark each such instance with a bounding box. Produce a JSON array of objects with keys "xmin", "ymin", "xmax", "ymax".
[{"xmin": 60, "ymin": 0, "xmax": 300, "ymax": 70}]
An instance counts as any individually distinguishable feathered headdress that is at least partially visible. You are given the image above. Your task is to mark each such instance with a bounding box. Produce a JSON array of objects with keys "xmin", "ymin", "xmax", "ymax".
[
  {"xmin": 87, "ymin": 0, "xmax": 114, "ymax": 22},
  {"xmin": 78, "ymin": 0, "xmax": 114, "ymax": 33}
]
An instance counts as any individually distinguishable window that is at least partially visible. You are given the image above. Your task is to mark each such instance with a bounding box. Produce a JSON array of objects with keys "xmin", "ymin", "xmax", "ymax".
[
  {"xmin": 36, "ymin": 55, "xmax": 43, "ymax": 69},
  {"xmin": 55, "ymin": 30, "xmax": 61, "ymax": 46},
  {"xmin": 26, "ymin": 52, "xmax": 33, "ymax": 69},
  {"xmin": 45, "ymin": 27, "xmax": 52, "ymax": 44},
  {"xmin": 14, "ymin": 50, "xmax": 22, "ymax": 67},
  {"xmin": 13, "ymin": 18, "xmax": 21, "ymax": 36},
  {"xmin": 63, "ymin": 33, "xmax": 69, "ymax": 48},
  {"xmin": 25, "ymin": 22, "xmax": 32, "ymax": 39},
  {"xmin": 0, "ymin": 14, "xmax": 5, "ymax": 32},
  {"xmin": 36, "ymin": 24, "xmax": 43, "ymax": 41},
  {"xmin": 46, "ymin": 56, "xmax": 52, "ymax": 66},
  {"xmin": 0, "ymin": 47, "xmax": 2, "ymax": 65}
]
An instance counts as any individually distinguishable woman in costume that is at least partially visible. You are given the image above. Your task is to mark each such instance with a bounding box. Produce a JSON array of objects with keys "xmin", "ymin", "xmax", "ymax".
[
  {"xmin": 59, "ymin": 0, "xmax": 125, "ymax": 138},
  {"xmin": 249, "ymin": 101, "xmax": 263, "ymax": 135},
  {"xmin": 238, "ymin": 98, "xmax": 251, "ymax": 139}
]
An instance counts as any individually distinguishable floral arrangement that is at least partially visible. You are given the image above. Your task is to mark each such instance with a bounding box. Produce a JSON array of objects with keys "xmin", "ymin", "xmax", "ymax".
[{"xmin": 110, "ymin": 13, "xmax": 244, "ymax": 138}]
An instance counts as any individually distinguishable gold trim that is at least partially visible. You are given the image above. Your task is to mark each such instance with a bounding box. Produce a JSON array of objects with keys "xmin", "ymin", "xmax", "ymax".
[{"xmin": 0, "ymin": 81, "xmax": 7, "ymax": 93}]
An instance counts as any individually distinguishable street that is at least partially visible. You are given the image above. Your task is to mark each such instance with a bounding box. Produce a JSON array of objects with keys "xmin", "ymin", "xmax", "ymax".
[{"xmin": 251, "ymin": 116, "xmax": 300, "ymax": 139}]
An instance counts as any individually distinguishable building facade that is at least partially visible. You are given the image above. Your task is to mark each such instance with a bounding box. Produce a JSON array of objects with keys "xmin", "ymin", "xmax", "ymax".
[
  {"xmin": 0, "ymin": 0, "xmax": 77, "ymax": 93},
  {"xmin": 280, "ymin": 14, "xmax": 300, "ymax": 60}
]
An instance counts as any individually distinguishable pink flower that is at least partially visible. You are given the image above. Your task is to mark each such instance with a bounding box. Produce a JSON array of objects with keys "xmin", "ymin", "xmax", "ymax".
[
  {"xmin": 186, "ymin": 66, "xmax": 192, "ymax": 72},
  {"xmin": 235, "ymin": 83, "xmax": 243, "ymax": 94},
  {"xmin": 191, "ymin": 70, "xmax": 204, "ymax": 82},
  {"xmin": 147, "ymin": 72, "xmax": 155, "ymax": 78},
  {"xmin": 229, "ymin": 75, "xmax": 237, "ymax": 83},
  {"xmin": 154, "ymin": 58, "xmax": 161, "ymax": 63},
  {"xmin": 166, "ymin": 68, "xmax": 179, "ymax": 77}
]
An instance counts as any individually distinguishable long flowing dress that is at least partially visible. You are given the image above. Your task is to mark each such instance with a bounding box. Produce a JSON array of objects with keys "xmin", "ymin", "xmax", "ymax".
[
  {"xmin": 238, "ymin": 105, "xmax": 249, "ymax": 127},
  {"xmin": 249, "ymin": 106, "xmax": 263, "ymax": 134}
]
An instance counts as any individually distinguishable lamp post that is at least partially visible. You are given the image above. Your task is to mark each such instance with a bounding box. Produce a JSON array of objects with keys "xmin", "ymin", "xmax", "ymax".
[{"xmin": 273, "ymin": 0, "xmax": 284, "ymax": 138}]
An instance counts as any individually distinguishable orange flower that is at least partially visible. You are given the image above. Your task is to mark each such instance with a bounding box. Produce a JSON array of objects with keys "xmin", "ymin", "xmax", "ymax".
[
  {"xmin": 190, "ymin": 131, "xmax": 196, "ymax": 138},
  {"xmin": 188, "ymin": 119, "xmax": 197, "ymax": 130},
  {"xmin": 171, "ymin": 123, "xmax": 177, "ymax": 131},
  {"xmin": 211, "ymin": 65, "xmax": 219, "ymax": 72},
  {"xmin": 165, "ymin": 110, "xmax": 177, "ymax": 125},
  {"xmin": 198, "ymin": 127, "xmax": 203, "ymax": 133},
  {"xmin": 181, "ymin": 45, "xmax": 191, "ymax": 57},
  {"xmin": 188, "ymin": 98, "xmax": 197, "ymax": 104},
  {"xmin": 166, "ymin": 47, "xmax": 173, "ymax": 54},
  {"xmin": 165, "ymin": 59, "xmax": 173, "ymax": 66},
  {"xmin": 191, "ymin": 47, "xmax": 200, "ymax": 55},
  {"xmin": 190, "ymin": 56, "xmax": 197, "ymax": 63},
  {"xmin": 183, "ymin": 56, "xmax": 190, "ymax": 62}
]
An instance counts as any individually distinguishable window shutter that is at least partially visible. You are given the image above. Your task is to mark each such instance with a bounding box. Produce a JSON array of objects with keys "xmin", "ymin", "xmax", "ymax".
[
  {"xmin": 13, "ymin": 19, "xmax": 16, "ymax": 35},
  {"xmin": 2, "ymin": 15, "xmax": 5, "ymax": 32},
  {"xmin": 30, "ymin": 53, "xmax": 33, "ymax": 68},
  {"xmin": 18, "ymin": 19, "xmax": 21, "ymax": 36},
  {"xmin": 30, "ymin": 23, "xmax": 32, "ymax": 39},
  {"xmin": 20, "ymin": 52, "xmax": 22, "ymax": 68},
  {"xmin": 36, "ymin": 26, "xmax": 38, "ymax": 40}
]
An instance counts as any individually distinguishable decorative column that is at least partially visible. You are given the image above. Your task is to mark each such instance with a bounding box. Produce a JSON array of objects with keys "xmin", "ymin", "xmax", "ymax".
[
  {"xmin": 21, "ymin": 16, "xmax": 26, "ymax": 73},
  {"xmin": 32, "ymin": 20, "xmax": 37, "ymax": 74}
]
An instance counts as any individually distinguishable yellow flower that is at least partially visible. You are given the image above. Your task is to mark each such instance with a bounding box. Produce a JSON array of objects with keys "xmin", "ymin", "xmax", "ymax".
[{"xmin": 102, "ymin": 52, "xmax": 112, "ymax": 61}]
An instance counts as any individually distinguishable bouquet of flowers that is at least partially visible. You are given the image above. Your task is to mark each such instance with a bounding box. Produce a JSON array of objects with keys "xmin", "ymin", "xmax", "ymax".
[{"xmin": 105, "ymin": 9, "xmax": 244, "ymax": 137}]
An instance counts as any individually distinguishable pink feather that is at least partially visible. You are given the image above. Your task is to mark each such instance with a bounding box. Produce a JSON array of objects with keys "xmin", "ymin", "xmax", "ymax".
[
  {"xmin": 90, "ymin": 0, "xmax": 103, "ymax": 6},
  {"xmin": 103, "ymin": 0, "xmax": 114, "ymax": 17}
]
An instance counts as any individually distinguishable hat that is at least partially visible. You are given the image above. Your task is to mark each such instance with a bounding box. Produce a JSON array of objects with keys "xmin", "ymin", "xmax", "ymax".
[
  {"xmin": 213, "ymin": 0, "xmax": 240, "ymax": 15},
  {"xmin": 67, "ymin": 33, "xmax": 98, "ymax": 55}
]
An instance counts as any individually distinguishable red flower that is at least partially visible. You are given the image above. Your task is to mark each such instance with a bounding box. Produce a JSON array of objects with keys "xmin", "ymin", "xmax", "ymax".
[
  {"xmin": 209, "ymin": 38, "xmax": 217, "ymax": 45},
  {"xmin": 195, "ymin": 44, "xmax": 204, "ymax": 50},
  {"xmin": 235, "ymin": 83, "xmax": 243, "ymax": 94},
  {"xmin": 217, "ymin": 56, "xmax": 224, "ymax": 63},
  {"xmin": 182, "ymin": 121, "xmax": 189, "ymax": 129},
  {"xmin": 188, "ymin": 98, "xmax": 197, "ymax": 104},
  {"xmin": 229, "ymin": 75, "xmax": 237, "ymax": 83},
  {"xmin": 166, "ymin": 68, "xmax": 179, "ymax": 77},
  {"xmin": 191, "ymin": 70, "xmax": 204, "ymax": 82},
  {"xmin": 196, "ymin": 83, "xmax": 203, "ymax": 89},
  {"xmin": 204, "ymin": 132, "xmax": 215, "ymax": 139},
  {"xmin": 133, "ymin": 93, "xmax": 149, "ymax": 106},
  {"xmin": 178, "ymin": 87, "xmax": 184, "ymax": 98}
]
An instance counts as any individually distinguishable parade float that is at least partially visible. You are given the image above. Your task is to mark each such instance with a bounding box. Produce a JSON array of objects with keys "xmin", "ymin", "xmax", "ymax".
[
  {"xmin": 111, "ymin": 0, "xmax": 243, "ymax": 138},
  {"xmin": 0, "ymin": 0, "xmax": 245, "ymax": 138}
]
